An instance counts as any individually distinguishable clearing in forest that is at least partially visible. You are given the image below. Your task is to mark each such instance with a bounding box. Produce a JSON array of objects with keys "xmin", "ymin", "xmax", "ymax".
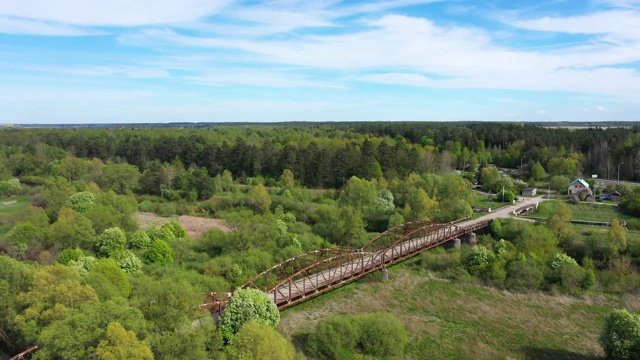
[{"xmin": 134, "ymin": 212, "xmax": 230, "ymax": 239}]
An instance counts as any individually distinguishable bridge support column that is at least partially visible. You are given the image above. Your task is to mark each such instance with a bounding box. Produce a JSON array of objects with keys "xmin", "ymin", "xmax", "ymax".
[
  {"xmin": 462, "ymin": 232, "xmax": 477, "ymax": 246},
  {"xmin": 452, "ymin": 238, "xmax": 461, "ymax": 249},
  {"xmin": 380, "ymin": 267, "xmax": 389, "ymax": 281}
]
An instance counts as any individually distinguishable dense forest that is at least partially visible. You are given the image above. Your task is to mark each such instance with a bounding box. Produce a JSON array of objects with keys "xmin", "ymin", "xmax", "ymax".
[{"xmin": 1, "ymin": 122, "xmax": 640, "ymax": 359}]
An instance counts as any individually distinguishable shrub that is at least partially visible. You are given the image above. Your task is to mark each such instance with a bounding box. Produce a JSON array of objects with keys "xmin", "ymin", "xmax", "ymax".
[
  {"xmin": 86, "ymin": 258, "xmax": 131, "ymax": 300},
  {"xmin": 111, "ymin": 250, "xmax": 143, "ymax": 274},
  {"xmin": 161, "ymin": 220, "xmax": 186, "ymax": 239},
  {"xmin": 462, "ymin": 245, "xmax": 493, "ymax": 270},
  {"xmin": 65, "ymin": 191, "xmax": 96, "ymax": 213},
  {"xmin": 219, "ymin": 288, "xmax": 280, "ymax": 342},
  {"xmin": 144, "ymin": 240, "xmax": 174, "ymax": 265},
  {"xmin": 95, "ymin": 227, "xmax": 127, "ymax": 258},
  {"xmin": 57, "ymin": 248, "xmax": 84, "ymax": 265},
  {"xmin": 146, "ymin": 226, "xmax": 176, "ymax": 243},
  {"xmin": 308, "ymin": 316, "xmax": 360, "ymax": 360},
  {"xmin": 506, "ymin": 259, "xmax": 544, "ymax": 291},
  {"xmin": 227, "ymin": 321, "xmax": 295, "ymax": 360},
  {"xmin": 599, "ymin": 309, "xmax": 640, "ymax": 360},
  {"xmin": 128, "ymin": 230, "xmax": 152, "ymax": 250},
  {"xmin": 357, "ymin": 313, "xmax": 408, "ymax": 357}
]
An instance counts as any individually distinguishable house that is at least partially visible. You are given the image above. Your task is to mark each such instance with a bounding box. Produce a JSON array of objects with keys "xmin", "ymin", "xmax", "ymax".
[
  {"xmin": 611, "ymin": 191, "xmax": 622, "ymax": 202},
  {"xmin": 522, "ymin": 187, "xmax": 537, "ymax": 196},
  {"xmin": 568, "ymin": 178, "xmax": 591, "ymax": 196}
]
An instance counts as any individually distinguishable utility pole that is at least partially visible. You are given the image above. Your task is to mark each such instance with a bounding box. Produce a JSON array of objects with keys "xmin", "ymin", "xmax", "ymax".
[{"xmin": 618, "ymin": 162, "xmax": 624, "ymax": 184}]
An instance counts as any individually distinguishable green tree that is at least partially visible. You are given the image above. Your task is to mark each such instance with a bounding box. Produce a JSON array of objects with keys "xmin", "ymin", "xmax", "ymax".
[
  {"xmin": 65, "ymin": 191, "xmax": 96, "ymax": 213},
  {"xmin": 313, "ymin": 205, "xmax": 366, "ymax": 248},
  {"xmin": 96, "ymin": 322, "xmax": 154, "ymax": 360},
  {"xmin": 219, "ymin": 288, "xmax": 280, "ymax": 342},
  {"xmin": 609, "ymin": 219, "xmax": 627, "ymax": 253},
  {"xmin": 338, "ymin": 176, "xmax": 378, "ymax": 211},
  {"xmin": 48, "ymin": 207, "xmax": 96, "ymax": 249},
  {"xmin": 96, "ymin": 227, "xmax": 127, "ymax": 258},
  {"xmin": 161, "ymin": 220, "xmax": 186, "ymax": 239},
  {"xmin": 547, "ymin": 202, "xmax": 575, "ymax": 246},
  {"xmin": 599, "ymin": 309, "xmax": 640, "ymax": 360},
  {"xmin": 481, "ymin": 166, "xmax": 501, "ymax": 192},
  {"xmin": 128, "ymin": 230, "xmax": 152, "ymax": 250},
  {"xmin": 227, "ymin": 321, "xmax": 295, "ymax": 360},
  {"xmin": 14, "ymin": 264, "xmax": 99, "ymax": 343},
  {"xmin": 145, "ymin": 240, "xmax": 174, "ymax": 265},
  {"xmin": 100, "ymin": 163, "xmax": 141, "ymax": 194},
  {"xmin": 404, "ymin": 187, "xmax": 438, "ymax": 221},
  {"xmin": 357, "ymin": 313, "xmax": 408, "ymax": 357},
  {"xmin": 549, "ymin": 175, "xmax": 570, "ymax": 194},
  {"xmin": 86, "ymin": 258, "xmax": 131, "ymax": 300},
  {"xmin": 531, "ymin": 161, "xmax": 546, "ymax": 181},
  {"xmin": 34, "ymin": 298, "xmax": 147, "ymax": 360},
  {"xmin": 6, "ymin": 223, "xmax": 46, "ymax": 259},
  {"xmin": 248, "ymin": 184, "xmax": 271, "ymax": 214},
  {"xmin": 280, "ymin": 168, "xmax": 296, "ymax": 189},
  {"xmin": 308, "ymin": 315, "xmax": 359, "ymax": 360}
]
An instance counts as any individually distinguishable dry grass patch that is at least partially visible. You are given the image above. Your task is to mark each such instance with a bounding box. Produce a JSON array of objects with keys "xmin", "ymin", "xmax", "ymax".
[{"xmin": 134, "ymin": 212, "xmax": 230, "ymax": 239}]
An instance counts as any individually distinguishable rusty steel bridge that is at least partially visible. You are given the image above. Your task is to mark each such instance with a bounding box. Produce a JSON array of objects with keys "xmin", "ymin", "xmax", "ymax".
[{"xmin": 204, "ymin": 218, "xmax": 492, "ymax": 318}]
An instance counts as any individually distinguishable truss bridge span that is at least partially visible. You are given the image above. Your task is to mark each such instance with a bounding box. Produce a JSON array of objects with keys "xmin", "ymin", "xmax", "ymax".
[{"xmin": 204, "ymin": 218, "xmax": 491, "ymax": 318}]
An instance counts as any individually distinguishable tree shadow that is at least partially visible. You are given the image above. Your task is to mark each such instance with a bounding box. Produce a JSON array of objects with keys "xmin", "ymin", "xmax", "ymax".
[{"xmin": 521, "ymin": 347, "xmax": 601, "ymax": 360}]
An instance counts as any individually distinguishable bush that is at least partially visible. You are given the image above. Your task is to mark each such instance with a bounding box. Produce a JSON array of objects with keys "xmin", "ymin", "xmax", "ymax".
[
  {"xmin": 128, "ymin": 230, "xmax": 152, "ymax": 250},
  {"xmin": 65, "ymin": 191, "xmax": 96, "ymax": 213},
  {"xmin": 308, "ymin": 316, "xmax": 360, "ymax": 360},
  {"xmin": 228, "ymin": 321, "xmax": 295, "ymax": 360},
  {"xmin": 506, "ymin": 259, "xmax": 544, "ymax": 291},
  {"xmin": 95, "ymin": 227, "xmax": 127, "ymax": 258},
  {"xmin": 421, "ymin": 250, "xmax": 461, "ymax": 272},
  {"xmin": 308, "ymin": 312, "xmax": 408, "ymax": 359},
  {"xmin": 357, "ymin": 313, "xmax": 408, "ymax": 357},
  {"xmin": 57, "ymin": 248, "xmax": 84, "ymax": 265},
  {"xmin": 161, "ymin": 220, "xmax": 186, "ymax": 239},
  {"xmin": 111, "ymin": 250, "xmax": 143, "ymax": 274},
  {"xmin": 599, "ymin": 309, "xmax": 640, "ymax": 360},
  {"xmin": 219, "ymin": 288, "xmax": 280, "ymax": 342},
  {"xmin": 144, "ymin": 240, "xmax": 174, "ymax": 265},
  {"xmin": 86, "ymin": 258, "xmax": 131, "ymax": 300},
  {"xmin": 146, "ymin": 226, "xmax": 176, "ymax": 243}
]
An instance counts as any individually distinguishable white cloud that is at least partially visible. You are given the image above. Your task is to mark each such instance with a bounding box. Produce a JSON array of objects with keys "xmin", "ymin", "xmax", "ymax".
[
  {"xmin": 0, "ymin": 16, "xmax": 102, "ymax": 36},
  {"xmin": 358, "ymin": 73, "xmax": 435, "ymax": 86},
  {"xmin": 0, "ymin": 0, "xmax": 232, "ymax": 26},
  {"xmin": 121, "ymin": 14, "xmax": 640, "ymax": 99},
  {"xmin": 508, "ymin": 10, "xmax": 640, "ymax": 40}
]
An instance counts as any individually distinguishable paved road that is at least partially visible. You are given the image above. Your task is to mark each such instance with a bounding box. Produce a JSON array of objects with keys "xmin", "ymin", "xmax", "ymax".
[{"xmin": 458, "ymin": 196, "xmax": 550, "ymax": 228}]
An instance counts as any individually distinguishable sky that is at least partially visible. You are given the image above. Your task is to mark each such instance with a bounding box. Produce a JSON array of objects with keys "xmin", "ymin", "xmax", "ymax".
[{"xmin": 1, "ymin": 0, "xmax": 640, "ymax": 124}]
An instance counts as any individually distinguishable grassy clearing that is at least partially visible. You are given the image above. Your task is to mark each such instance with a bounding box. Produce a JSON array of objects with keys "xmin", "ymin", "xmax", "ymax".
[
  {"xmin": 534, "ymin": 200, "xmax": 633, "ymax": 222},
  {"xmin": 280, "ymin": 263, "xmax": 614, "ymax": 360},
  {"xmin": 0, "ymin": 196, "xmax": 29, "ymax": 236},
  {"xmin": 0, "ymin": 196, "xmax": 29, "ymax": 217}
]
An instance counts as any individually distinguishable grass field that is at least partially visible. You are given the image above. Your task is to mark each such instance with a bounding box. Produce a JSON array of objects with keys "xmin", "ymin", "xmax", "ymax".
[
  {"xmin": 533, "ymin": 200, "xmax": 633, "ymax": 222},
  {"xmin": 280, "ymin": 263, "xmax": 614, "ymax": 360},
  {"xmin": 0, "ymin": 196, "xmax": 29, "ymax": 235}
]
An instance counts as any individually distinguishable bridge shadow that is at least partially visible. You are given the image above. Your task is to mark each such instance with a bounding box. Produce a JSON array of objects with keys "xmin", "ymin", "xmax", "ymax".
[{"xmin": 521, "ymin": 347, "xmax": 601, "ymax": 360}]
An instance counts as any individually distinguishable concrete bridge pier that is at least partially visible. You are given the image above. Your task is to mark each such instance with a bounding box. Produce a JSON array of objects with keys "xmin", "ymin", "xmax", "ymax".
[
  {"xmin": 380, "ymin": 267, "xmax": 389, "ymax": 280},
  {"xmin": 451, "ymin": 238, "xmax": 461, "ymax": 249},
  {"xmin": 462, "ymin": 232, "xmax": 477, "ymax": 246}
]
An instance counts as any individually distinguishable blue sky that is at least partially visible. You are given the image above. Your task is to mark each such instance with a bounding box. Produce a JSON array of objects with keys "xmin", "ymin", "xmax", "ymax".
[{"xmin": 1, "ymin": 0, "xmax": 640, "ymax": 123}]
